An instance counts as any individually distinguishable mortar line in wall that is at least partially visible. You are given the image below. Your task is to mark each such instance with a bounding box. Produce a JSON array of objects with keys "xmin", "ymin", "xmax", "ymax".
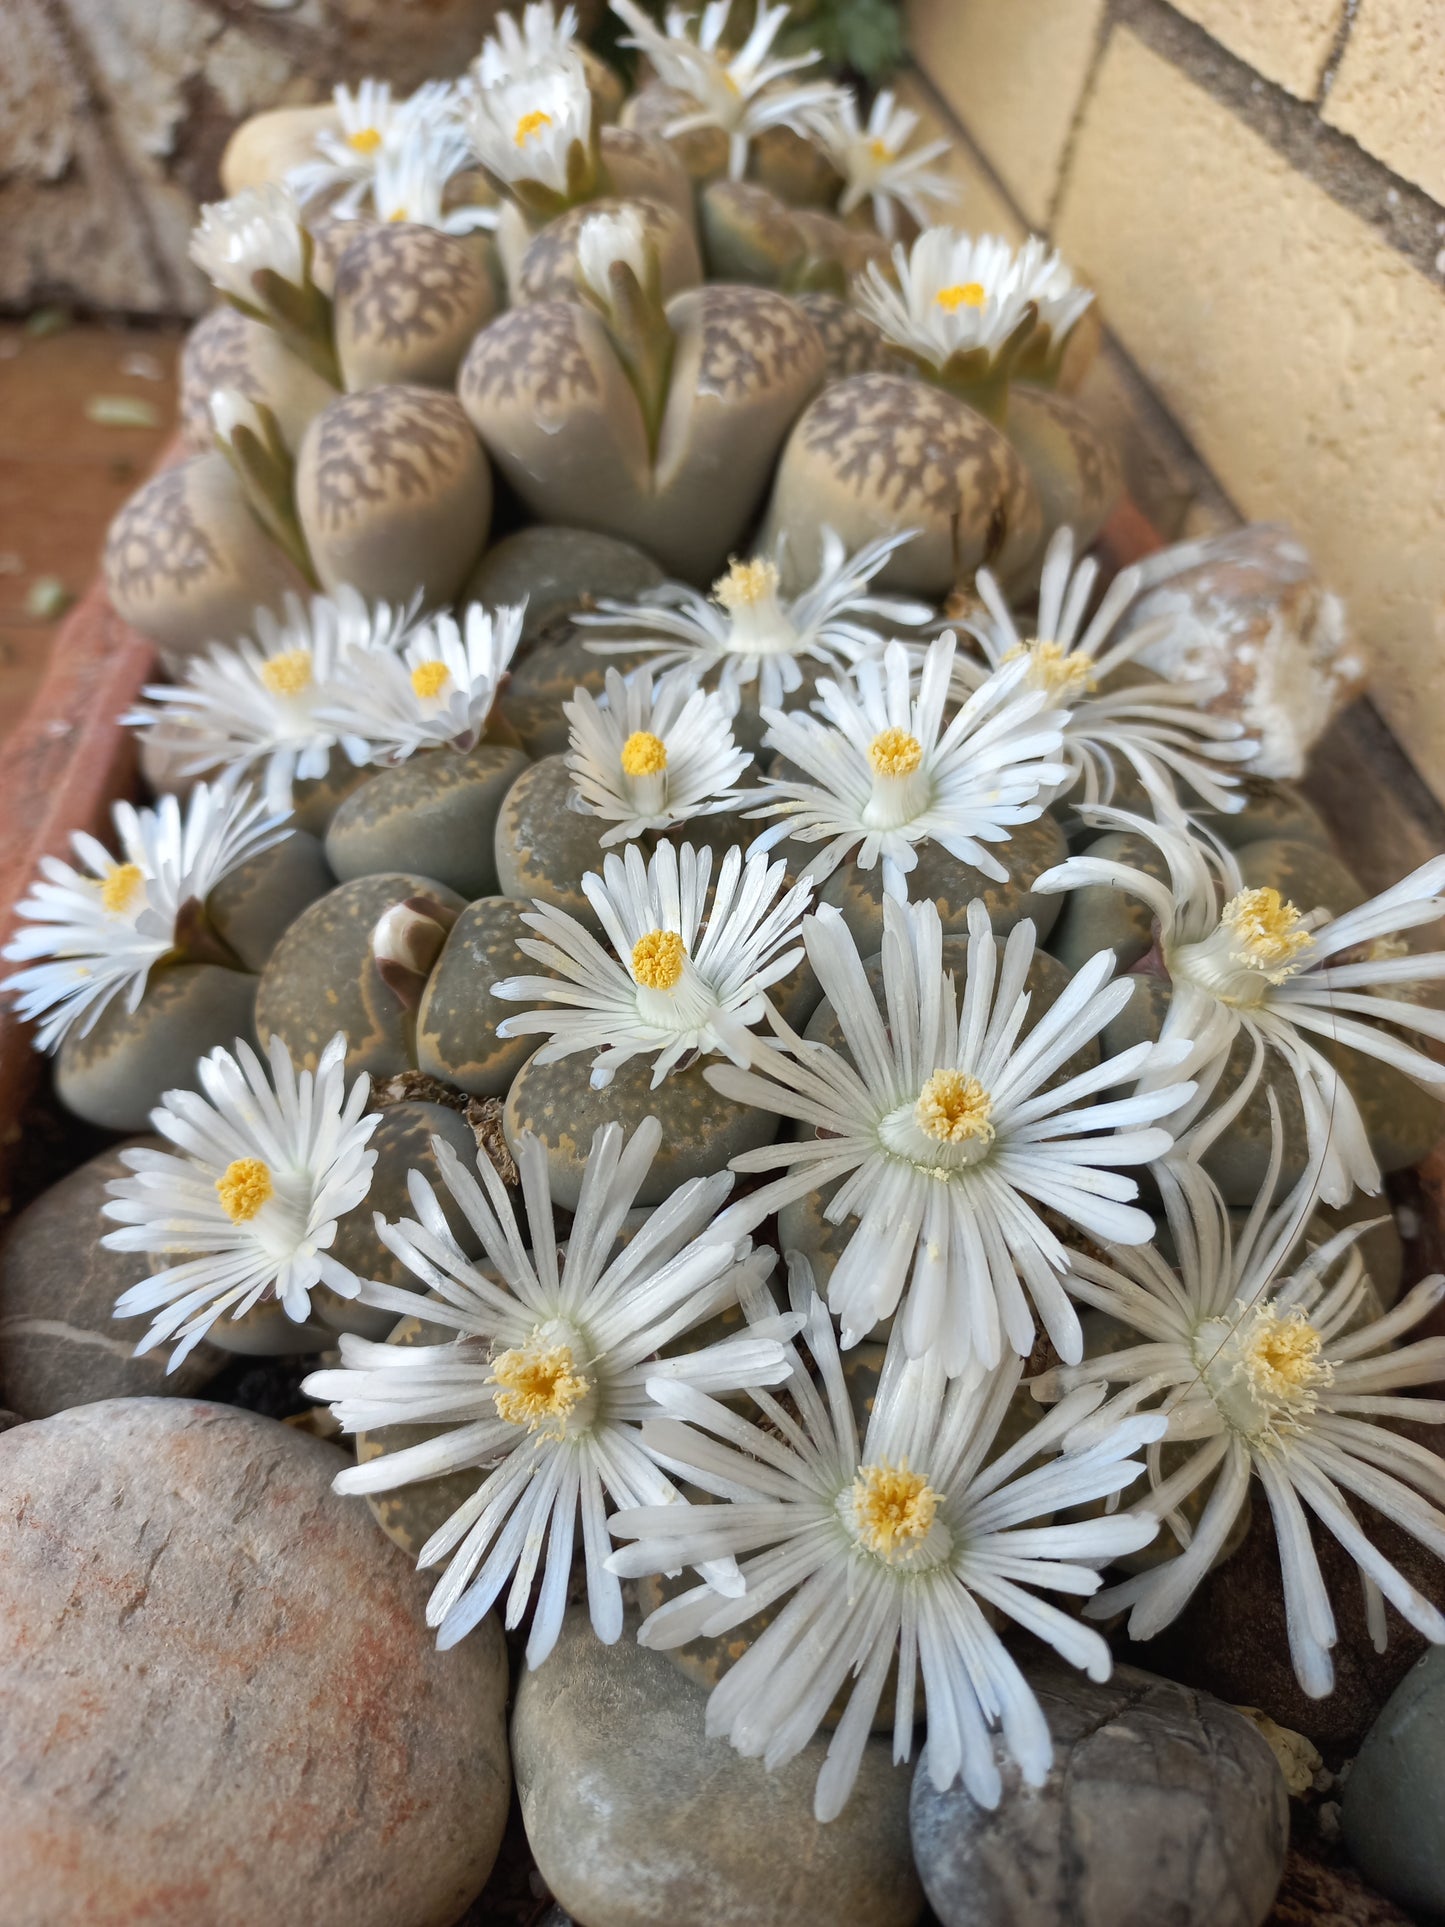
[
  {"xmin": 1316, "ymin": 0, "xmax": 1360, "ymax": 104},
  {"xmin": 1044, "ymin": 0, "xmax": 1119, "ymax": 234}
]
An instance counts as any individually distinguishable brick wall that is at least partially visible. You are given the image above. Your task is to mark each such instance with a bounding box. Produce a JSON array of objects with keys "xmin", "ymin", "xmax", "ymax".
[{"xmin": 907, "ymin": 0, "xmax": 1445, "ymax": 816}]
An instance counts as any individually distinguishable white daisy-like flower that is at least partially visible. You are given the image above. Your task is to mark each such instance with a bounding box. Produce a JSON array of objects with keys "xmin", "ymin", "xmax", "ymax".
[
  {"xmin": 492, "ymin": 838, "xmax": 813, "ymax": 1089},
  {"xmin": 321, "ymin": 601, "xmax": 526, "ymax": 761},
  {"xmin": 467, "ymin": 52, "xmax": 594, "ymax": 199},
  {"xmin": 476, "ymin": 1, "xmax": 580, "ymax": 86},
  {"xmin": 1033, "ymin": 810, "xmax": 1445, "ymax": 1204},
  {"xmin": 803, "ymin": 88, "xmax": 955, "ymax": 241},
  {"xmin": 1009, "ymin": 235, "xmax": 1093, "ymax": 360},
  {"xmin": 189, "ymin": 183, "xmax": 309, "ymax": 314},
  {"xmin": 302, "ymin": 1116, "xmax": 799, "ymax": 1663},
  {"xmin": 707, "ymin": 894, "xmax": 1193, "ymax": 1376},
  {"xmin": 854, "ymin": 228, "xmax": 1042, "ymax": 375},
  {"xmin": 123, "ymin": 587, "xmax": 420, "ymax": 813},
  {"xmin": 746, "ymin": 635, "xmax": 1069, "ymax": 892},
  {"xmin": 371, "ymin": 121, "xmax": 500, "ymax": 234},
  {"xmin": 564, "ymin": 665, "xmax": 752, "ymax": 843},
  {"xmin": 611, "ymin": 0, "xmax": 843, "ymax": 179},
  {"xmin": 580, "ymin": 529, "xmax": 933, "ymax": 716},
  {"xmin": 575, "ymin": 203, "xmax": 653, "ymax": 303},
  {"xmin": 103, "ymin": 1032, "xmax": 380, "ymax": 1369},
  {"xmin": 1031, "ymin": 1129, "xmax": 1445, "ymax": 1697},
  {"xmin": 954, "ymin": 527, "xmax": 1256, "ymax": 814},
  {"xmin": 2, "ymin": 781, "xmax": 289, "ymax": 1053},
  {"xmin": 287, "ymin": 78, "xmax": 459, "ymax": 216},
  {"xmin": 608, "ymin": 1275, "xmax": 1165, "ymax": 1821}
]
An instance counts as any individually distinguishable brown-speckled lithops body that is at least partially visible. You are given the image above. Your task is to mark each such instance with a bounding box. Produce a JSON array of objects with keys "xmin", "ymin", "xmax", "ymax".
[
  {"xmin": 515, "ymin": 196, "xmax": 701, "ymax": 305},
  {"xmin": 1004, "ymin": 386, "xmax": 1121, "ymax": 563},
  {"xmin": 332, "ymin": 223, "xmax": 500, "ymax": 391},
  {"xmin": 179, "ymin": 306, "xmax": 339, "ymax": 456}
]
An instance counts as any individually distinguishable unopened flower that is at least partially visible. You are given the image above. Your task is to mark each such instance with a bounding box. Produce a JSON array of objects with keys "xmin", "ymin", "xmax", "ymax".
[
  {"xmin": 190, "ymin": 183, "xmax": 309, "ymax": 310},
  {"xmin": 565, "ymin": 664, "xmax": 751, "ymax": 842},
  {"xmin": 575, "ymin": 203, "xmax": 654, "ymax": 303},
  {"xmin": 104, "ymin": 1033, "xmax": 379, "ymax": 1368}
]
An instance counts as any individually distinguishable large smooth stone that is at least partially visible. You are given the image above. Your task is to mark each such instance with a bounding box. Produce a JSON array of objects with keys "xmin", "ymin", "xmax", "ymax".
[
  {"xmin": 207, "ymin": 828, "xmax": 335, "ymax": 972},
  {"xmin": 1003, "ymin": 385, "xmax": 1121, "ymax": 564},
  {"xmin": 104, "ymin": 452, "xmax": 307, "ymax": 670},
  {"xmin": 462, "ymin": 526, "xmax": 664, "ymax": 646},
  {"xmin": 416, "ymin": 897, "xmax": 538, "ymax": 1097},
  {"xmin": 255, "ymin": 872, "xmax": 465, "ymax": 1081},
  {"xmin": 512, "ymin": 1603, "xmax": 923, "ymax": 1927},
  {"xmin": 325, "ymin": 745, "xmax": 530, "ymax": 899},
  {"xmin": 56, "ymin": 963, "xmax": 258, "ymax": 1133},
  {"xmin": 817, "ymin": 810, "xmax": 1068, "ymax": 952},
  {"xmin": 909, "ymin": 1661, "xmax": 1288, "ymax": 1927},
  {"xmin": 0, "ymin": 1399, "xmax": 510, "ymax": 1926},
  {"xmin": 297, "ymin": 385, "xmax": 491, "ymax": 607},
  {"xmin": 1342, "ymin": 1648, "xmax": 1445, "ymax": 1916},
  {"xmin": 220, "ymin": 101, "xmax": 339, "ymax": 193},
  {"xmin": 0, "ymin": 1141, "xmax": 223, "ymax": 1419},
  {"xmin": 760, "ymin": 372, "xmax": 1041, "ymax": 596},
  {"xmin": 499, "ymin": 623, "xmax": 657, "ymax": 758},
  {"xmin": 504, "ymin": 1050, "xmax": 778, "ymax": 1212},
  {"xmin": 494, "ymin": 754, "xmax": 611, "ymax": 926},
  {"xmin": 179, "ymin": 305, "xmax": 339, "ymax": 455},
  {"xmin": 332, "ymin": 223, "xmax": 498, "ymax": 392},
  {"xmin": 516, "ymin": 196, "xmax": 701, "ymax": 305}
]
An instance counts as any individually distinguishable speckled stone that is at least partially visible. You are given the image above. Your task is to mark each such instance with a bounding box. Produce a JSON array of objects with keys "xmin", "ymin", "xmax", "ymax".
[
  {"xmin": 289, "ymin": 749, "xmax": 377, "ymax": 836},
  {"xmin": 817, "ymin": 811, "xmax": 1069, "ymax": 952},
  {"xmin": 497, "ymin": 625, "xmax": 657, "ymax": 758},
  {"xmin": 0, "ymin": 1399, "xmax": 510, "ymax": 1927},
  {"xmin": 207, "ymin": 829, "xmax": 335, "ymax": 972},
  {"xmin": 1342, "ymin": 1647, "xmax": 1445, "ymax": 1917},
  {"xmin": 794, "ymin": 292, "xmax": 904, "ymax": 381},
  {"xmin": 512, "ymin": 1603, "xmax": 923, "ymax": 1927},
  {"xmin": 516, "ymin": 196, "xmax": 701, "ymax": 305},
  {"xmin": 1193, "ymin": 777, "xmax": 1333, "ymax": 851},
  {"xmin": 354, "ymin": 1311, "xmax": 485, "ymax": 1559},
  {"xmin": 504, "ymin": 1050, "xmax": 778, "ymax": 1212},
  {"xmin": 621, "ymin": 79, "xmax": 731, "ymax": 184},
  {"xmin": 324, "ymin": 745, "xmax": 529, "ymax": 899},
  {"xmin": 296, "ymin": 385, "xmax": 492, "ymax": 608},
  {"xmin": 749, "ymin": 122, "xmax": 845, "ymax": 207},
  {"xmin": 332, "ymin": 223, "xmax": 499, "ymax": 391},
  {"xmin": 1002, "ymin": 385, "xmax": 1121, "ymax": 563},
  {"xmin": 760, "ymin": 373, "xmax": 1042, "ymax": 597},
  {"xmin": 598, "ymin": 122, "xmax": 696, "ymax": 226},
  {"xmin": 909, "ymin": 1661, "xmax": 1288, "ymax": 1927},
  {"xmin": 1046, "ymin": 828, "xmax": 1172, "ymax": 975},
  {"xmin": 178, "ymin": 305, "xmax": 338, "ymax": 455},
  {"xmin": 416, "ymin": 897, "xmax": 539, "ymax": 1098},
  {"xmin": 0, "ymin": 1141, "xmax": 224, "ymax": 1419},
  {"xmin": 56, "ymin": 963, "xmax": 259, "ymax": 1134},
  {"xmin": 1235, "ymin": 835, "xmax": 1364, "ymax": 918},
  {"xmin": 461, "ymin": 527, "xmax": 665, "ymax": 645},
  {"xmin": 699, "ymin": 179, "xmax": 826, "ymax": 291},
  {"xmin": 493, "ymin": 754, "xmax": 610, "ymax": 926},
  {"xmin": 104, "ymin": 451, "xmax": 308, "ymax": 670},
  {"xmin": 255, "ymin": 872, "xmax": 465, "ymax": 1081}
]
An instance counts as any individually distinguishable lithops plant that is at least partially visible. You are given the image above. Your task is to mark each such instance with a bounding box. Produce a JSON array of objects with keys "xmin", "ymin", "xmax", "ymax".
[
  {"xmin": 332, "ymin": 223, "xmax": 500, "ymax": 391},
  {"xmin": 179, "ymin": 306, "xmax": 339, "ymax": 457},
  {"xmin": 514, "ymin": 195, "xmax": 701, "ymax": 305}
]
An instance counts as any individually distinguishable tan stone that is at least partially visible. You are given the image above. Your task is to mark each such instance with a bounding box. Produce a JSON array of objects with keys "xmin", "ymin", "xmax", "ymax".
[
  {"xmin": 906, "ymin": 0, "xmax": 1106, "ymax": 225},
  {"xmin": 1055, "ymin": 29, "xmax": 1445, "ymax": 808},
  {"xmin": 1168, "ymin": 0, "xmax": 1347, "ymax": 98},
  {"xmin": 1324, "ymin": 0, "xmax": 1445, "ymax": 202}
]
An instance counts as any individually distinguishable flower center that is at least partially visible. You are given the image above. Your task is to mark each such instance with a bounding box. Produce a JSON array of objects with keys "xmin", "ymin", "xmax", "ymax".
[
  {"xmin": 915, "ymin": 1069, "xmax": 994, "ymax": 1145},
  {"xmin": 868, "ymin": 136, "xmax": 894, "ymax": 161},
  {"xmin": 845, "ymin": 1458, "xmax": 947, "ymax": 1566},
  {"xmin": 491, "ymin": 1335, "xmax": 590, "ymax": 1439},
  {"xmin": 410, "ymin": 659, "xmax": 451, "ymax": 699},
  {"xmin": 1220, "ymin": 887, "xmax": 1313, "ymax": 982},
  {"xmin": 348, "ymin": 126, "xmax": 384, "ymax": 155},
  {"xmin": 631, "ymin": 928, "xmax": 686, "ymax": 990},
  {"xmin": 936, "ymin": 281, "xmax": 986, "ymax": 311},
  {"xmin": 1005, "ymin": 637, "xmax": 1097, "ymax": 701},
  {"xmin": 621, "ymin": 729, "xmax": 669, "ymax": 777},
  {"xmin": 868, "ymin": 726, "xmax": 924, "ymax": 778},
  {"xmin": 100, "ymin": 861, "xmax": 145, "ymax": 916},
  {"xmin": 1195, "ymin": 1302, "xmax": 1333, "ymax": 1445},
  {"xmin": 514, "ymin": 108, "xmax": 553, "ymax": 146},
  {"xmin": 259, "ymin": 647, "xmax": 314, "ymax": 697},
  {"xmin": 714, "ymin": 555, "xmax": 780, "ymax": 611},
  {"xmin": 215, "ymin": 1156, "xmax": 274, "ymax": 1224},
  {"xmin": 387, "ymin": 207, "xmax": 409, "ymax": 222}
]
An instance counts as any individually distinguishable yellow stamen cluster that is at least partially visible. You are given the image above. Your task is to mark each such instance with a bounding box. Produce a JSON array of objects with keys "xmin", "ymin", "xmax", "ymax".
[
  {"xmin": 631, "ymin": 928, "xmax": 687, "ymax": 991},
  {"xmin": 100, "ymin": 862, "xmax": 145, "ymax": 916},
  {"xmin": 868, "ymin": 726, "xmax": 924, "ymax": 779},
  {"xmin": 1004, "ymin": 637, "xmax": 1097, "ymax": 701},
  {"xmin": 410, "ymin": 659, "xmax": 451, "ymax": 699},
  {"xmin": 491, "ymin": 1340, "xmax": 588, "ymax": 1438},
  {"xmin": 348, "ymin": 126, "xmax": 384, "ymax": 155},
  {"xmin": 259, "ymin": 648, "xmax": 315, "ymax": 697},
  {"xmin": 936, "ymin": 281, "xmax": 986, "ymax": 311},
  {"xmin": 714, "ymin": 556, "xmax": 780, "ymax": 611},
  {"xmin": 387, "ymin": 208, "xmax": 410, "ymax": 223},
  {"xmin": 621, "ymin": 730, "xmax": 669, "ymax": 777},
  {"xmin": 1239, "ymin": 1304, "xmax": 1333, "ymax": 1417},
  {"xmin": 851, "ymin": 1459, "xmax": 942, "ymax": 1559},
  {"xmin": 215, "ymin": 1156, "xmax": 274, "ymax": 1224},
  {"xmin": 514, "ymin": 108, "xmax": 553, "ymax": 146},
  {"xmin": 915, "ymin": 1069, "xmax": 995, "ymax": 1146},
  {"xmin": 868, "ymin": 136, "xmax": 894, "ymax": 162},
  {"xmin": 1220, "ymin": 887, "xmax": 1313, "ymax": 983}
]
